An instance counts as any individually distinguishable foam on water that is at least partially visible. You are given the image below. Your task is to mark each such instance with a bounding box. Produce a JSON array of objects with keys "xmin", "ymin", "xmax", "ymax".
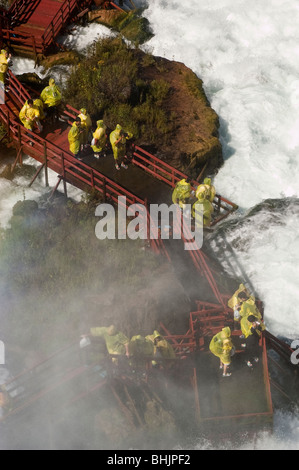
[
  {"xmin": 57, "ymin": 23, "xmax": 114, "ymax": 53},
  {"xmin": 141, "ymin": 0, "xmax": 299, "ymax": 208},
  {"xmin": 0, "ymin": 155, "xmax": 84, "ymax": 228}
]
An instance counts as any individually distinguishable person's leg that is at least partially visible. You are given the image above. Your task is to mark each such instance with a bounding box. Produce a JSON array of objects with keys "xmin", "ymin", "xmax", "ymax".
[
  {"xmin": 244, "ymin": 335, "xmax": 258, "ymax": 367},
  {"xmin": 223, "ymin": 363, "xmax": 231, "ymax": 376},
  {"xmin": 115, "ymin": 157, "xmax": 120, "ymax": 170}
]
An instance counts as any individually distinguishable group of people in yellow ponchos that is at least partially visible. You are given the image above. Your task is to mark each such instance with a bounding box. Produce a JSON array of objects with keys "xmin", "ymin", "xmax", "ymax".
[
  {"xmin": 17, "ymin": 76, "xmax": 134, "ymax": 168},
  {"xmin": 209, "ymin": 283, "xmax": 266, "ymax": 376},
  {"xmin": 19, "ymin": 78, "xmax": 62, "ymax": 136},
  {"xmin": 81, "ymin": 325, "xmax": 176, "ymax": 368},
  {"xmin": 68, "ymin": 116, "xmax": 133, "ymax": 170},
  {"xmin": 172, "ymin": 176, "xmax": 216, "ymax": 227}
]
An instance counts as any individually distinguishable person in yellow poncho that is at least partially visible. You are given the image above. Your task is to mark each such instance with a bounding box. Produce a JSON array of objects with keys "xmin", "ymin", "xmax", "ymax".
[
  {"xmin": 129, "ymin": 334, "xmax": 155, "ymax": 368},
  {"xmin": 146, "ymin": 330, "xmax": 176, "ymax": 368},
  {"xmin": 19, "ymin": 98, "xmax": 42, "ymax": 132},
  {"xmin": 78, "ymin": 108, "xmax": 92, "ymax": 147},
  {"xmin": 172, "ymin": 177, "xmax": 192, "ymax": 210},
  {"xmin": 91, "ymin": 119, "xmax": 107, "ymax": 158},
  {"xmin": 240, "ymin": 314, "xmax": 266, "ymax": 368},
  {"xmin": 88, "ymin": 325, "xmax": 130, "ymax": 364},
  {"xmin": 228, "ymin": 283, "xmax": 251, "ymax": 311},
  {"xmin": 0, "ymin": 49, "xmax": 10, "ymax": 88},
  {"xmin": 191, "ymin": 191, "xmax": 214, "ymax": 227},
  {"xmin": 195, "ymin": 177, "xmax": 216, "ymax": 202},
  {"xmin": 68, "ymin": 117, "xmax": 83, "ymax": 158},
  {"xmin": 238, "ymin": 292, "xmax": 262, "ymax": 322},
  {"xmin": 40, "ymin": 78, "xmax": 62, "ymax": 123},
  {"xmin": 109, "ymin": 124, "xmax": 133, "ymax": 170},
  {"xmin": 0, "ymin": 49, "xmax": 10, "ymax": 106},
  {"xmin": 209, "ymin": 326, "xmax": 234, "ymax": 377},
  {"xmin": 228, "ymin": 283, "xmax": 262, "ymax": 325},
  {"xmin": 33, "ymin": 98, "xmax": 45, "ymax": 122}
]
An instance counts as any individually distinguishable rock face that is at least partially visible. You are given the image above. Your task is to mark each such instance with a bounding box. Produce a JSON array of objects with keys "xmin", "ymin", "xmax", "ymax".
[
  {"xmin": 9, "ymin": 7, "xmax": 222, "ymax": 179},
  {"xmin": 86, "ymin": 8, "xmax": 223, "ymax": 176},
  {"xmin": 139, "ymin": 55, "xmax": 222, "ymax": 175}
]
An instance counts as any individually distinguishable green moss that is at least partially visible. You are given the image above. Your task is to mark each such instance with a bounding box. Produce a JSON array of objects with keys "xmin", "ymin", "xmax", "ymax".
[
  {"xmin": 184, "ymin": 70, "xmax": 207, "ymax": 103},
  {"xmin": 98, "ymin": 10, "xmax": 153, "ymax": 45},
  {"xmin": 118, "ymin": 11, "xmax": 154, "ymax": 45}
]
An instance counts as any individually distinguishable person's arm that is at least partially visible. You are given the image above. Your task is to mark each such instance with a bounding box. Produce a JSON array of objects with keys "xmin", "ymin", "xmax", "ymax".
[
  {"xmin": 124, "ymin": 342, "xmax": 130, "ymax": 357},
  {"xmin": 90, "ymin": 327, "xmax": 107, "ymax": 337}
]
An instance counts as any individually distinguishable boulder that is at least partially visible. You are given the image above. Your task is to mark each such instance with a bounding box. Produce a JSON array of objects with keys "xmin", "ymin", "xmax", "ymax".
[
  {"xmin": 39, "ymin": 51, "xmax": 80, "ymax": 70},
  {"xmin": 12, "ymin": 200, "xmax": 39, "ymax": 217},
  {"xmin": 0, "ymin": 163, "xmax": 13, "ymax": 180}
]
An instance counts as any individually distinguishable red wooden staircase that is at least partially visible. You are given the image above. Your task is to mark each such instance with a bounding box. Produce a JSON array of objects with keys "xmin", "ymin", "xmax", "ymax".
[{"xmin": 0, "ymin": 0, "xmax": 93, "ymax": 59}]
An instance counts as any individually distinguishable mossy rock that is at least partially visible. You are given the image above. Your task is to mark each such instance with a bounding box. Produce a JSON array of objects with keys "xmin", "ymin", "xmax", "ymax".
[
  {"xmin": 0, "ymin": 163, "xmax": 13, "ymax": 180},
  {"xmin": 88, "ymin": 9, "xmax": 153, "ymax": 45},
  {"xmin": 16, "ymin": 72, "xmax": 48, "ymax": 91},
  {"xmin": 39, "ymin": 51, "xmax": 81, "ymax": 69},
  {"xmin": 12, "ymin": 200, "xmax": 39, "ymax": 217},
  {"xmin": 117, "ymin": 11, "xmax": 154, "ymax": 45}
]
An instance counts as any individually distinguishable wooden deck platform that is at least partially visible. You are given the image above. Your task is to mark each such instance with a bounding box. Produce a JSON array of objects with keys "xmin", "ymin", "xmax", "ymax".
[{"xmin": 1, "ymin": 0, "xmax": 93, "ymax": 58}]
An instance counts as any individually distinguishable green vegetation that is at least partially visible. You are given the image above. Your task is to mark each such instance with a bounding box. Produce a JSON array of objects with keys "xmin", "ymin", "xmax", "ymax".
[
  {"xmin": 184, "ymin": 70, "xmax": 208, "ymax": 104},
  {"xmin": 64, "ymin": 37, "xmax": 176, "ymax": 144},
  {"xmin": 0, "ymin": 197, "xmax": 162, "ymax": 355}
]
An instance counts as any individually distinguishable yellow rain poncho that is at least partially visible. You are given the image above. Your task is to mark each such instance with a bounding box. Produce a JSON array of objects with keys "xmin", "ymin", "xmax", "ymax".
[
  {"xmin": 90, "ymin": 325, "xmax": 129, "ymax": 356},
  {"xmin": 195, "ymin": 177, "xmax": 216, "ymax": 202},
  {"xmin": 78, "ymin": 108, "xmax": 92, "ymax": 145},
  {"xmin": 129, "ymin": 335, "xmax": 154, "ymax": 357},
  {"xmin": 33, "ymin": 98, "xmax": 45, "ymax": 120},
  {"xmin": 228, "ymin": 283, "xmax": 251, "ymax": 310},
  {"xmin": 40, "ymin": 78, "xmax": 61, "ymax": 108},
  {"xmin": 19, "ymin": 100, "xmax": 40, "ymax": 130},
  {"xmin": 172, "ymin": 178, "xmax": 192, "ymax": 208},
  {"xmin": 240, "ymin": 316, "xmax": 265, "ymax": 339},
  {"xmin": 0, "ymin": 50, "xmax": 9, "ymax": 84},
  {"xmin": 209, "ymin": 327, "xmax": 233, "ymax": 365},
  {"xmin": 192, "ymin": 195, "xmax": 214, "ymax": 227},
  {"xmin": 109, "ymin": 124, "xmax": 133, "ymax": 161},
  {"xmin": 91, "ymin": 120, "xmax": 107, "ymax": 153},
  {"xmin": 68, "ymin": 121, "xmax": 81, "ymax": 155},
  {"xmin": 146, "ymin": 330, "xmax": 176, "ymax": 360},
  {"xmin": 239, "ymin": 298, "xmax": 262, "ymax": 321}
]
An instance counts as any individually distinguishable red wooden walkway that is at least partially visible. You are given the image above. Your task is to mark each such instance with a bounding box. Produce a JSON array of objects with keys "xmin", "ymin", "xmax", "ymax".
[
  {"xmin": 0, "ymin": 0, "xmax": 93, "ymax": 58},
  {"xmin": 0, "ymin": 71, "xmax": 239, "ymax": 307}
]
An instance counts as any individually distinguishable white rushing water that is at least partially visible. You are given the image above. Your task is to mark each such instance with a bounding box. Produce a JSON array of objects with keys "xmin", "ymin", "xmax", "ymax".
[
  {"xmin": 1, "ymin": 0, "xmax": 299, "ymax": 449},
  {"xmin": 138, "ymin": 0, "xmax": 299, "ymax": 341}
]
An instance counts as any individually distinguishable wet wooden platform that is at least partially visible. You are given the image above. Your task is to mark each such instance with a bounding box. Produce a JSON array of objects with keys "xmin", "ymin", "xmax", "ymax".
[
  {"xmin": 3, "ymin": 0, "xmax": 93, "ymax": 57},
  {"xmin": 14, "ymin": 0, "xmax": 64, "ymax": 36},
  {"xmin": 38, "ymin": 119, "xmax": 174, "ymax": 205},
  {"xmin": 195, "ymin": 335, "xmax": 272, "ymax": 436}
]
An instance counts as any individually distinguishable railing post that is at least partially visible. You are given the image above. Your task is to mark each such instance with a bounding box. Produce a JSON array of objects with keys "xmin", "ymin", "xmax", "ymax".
[
  {"xmin": 17, "ymin": 123, "xmax": 21, "ymax": 147},
  {"xmin": 145, "ymin": 198, "xmax": 150, "ymax": 243},
  {"xmin": 6, "ymin": 110, "xmax": 10, "ymax": 141},
  {"xmin": 44, "ymin": 142, "xmax": 49, "ymax": 187},
  {"xmin": 61, "ymin": 152, "xmax": 67, "ymax": 197},
  {"xmin": 90, "ymin": 168, "xmax": 94, "ymax": 188},
  {"xmin": 103, "ymin": 178, "xmax": 106, "ymax": 202},
  {"xmin": 32, "ymin": 36, "xmax": 37, "ymax": 64}
]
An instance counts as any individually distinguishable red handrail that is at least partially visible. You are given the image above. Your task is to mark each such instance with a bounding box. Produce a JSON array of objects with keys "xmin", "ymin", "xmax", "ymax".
[{"xmin": 41, "ymin": 0, "xmax": 93, "ymax": 51}]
